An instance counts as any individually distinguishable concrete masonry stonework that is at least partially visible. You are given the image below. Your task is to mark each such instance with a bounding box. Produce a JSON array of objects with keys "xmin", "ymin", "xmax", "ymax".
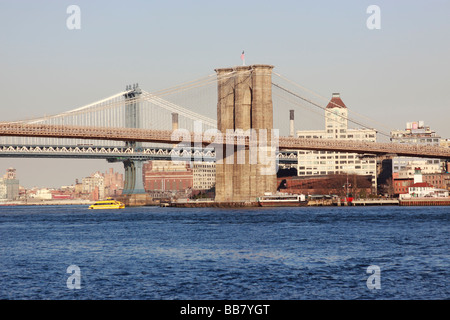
[{"xmin": 214, "ymin": 64, "xmax": 277, "ymax": 202}]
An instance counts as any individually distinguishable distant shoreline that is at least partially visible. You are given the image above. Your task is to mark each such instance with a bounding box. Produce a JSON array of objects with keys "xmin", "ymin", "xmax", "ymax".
[
  {"xmin": 0, "ymin": 199, "xmax": 94, "ymax": 206},
  {"xmin": 1, "ymin": 198, "xmax": 449, "ymax": 207}
]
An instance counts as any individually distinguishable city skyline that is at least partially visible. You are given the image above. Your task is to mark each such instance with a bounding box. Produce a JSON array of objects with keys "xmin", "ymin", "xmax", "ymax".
[
  {"xmin": 1, "ymin": 0, "xmax": 449, "ymax": 187},
  {"xmin": 0, "ymin": 161, "xmax": 123, "ymax": 189}
]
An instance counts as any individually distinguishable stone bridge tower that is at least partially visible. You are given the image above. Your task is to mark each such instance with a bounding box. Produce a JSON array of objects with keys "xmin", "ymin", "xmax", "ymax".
[{"xmin": 214, "ymin": 64, "xmax": 277, "ymax": 202}]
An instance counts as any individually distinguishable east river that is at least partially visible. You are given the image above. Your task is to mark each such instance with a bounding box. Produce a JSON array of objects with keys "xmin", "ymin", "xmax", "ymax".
[{"xmin": 0, "ymin": 205, "xmax": 448, "ymax": 300}]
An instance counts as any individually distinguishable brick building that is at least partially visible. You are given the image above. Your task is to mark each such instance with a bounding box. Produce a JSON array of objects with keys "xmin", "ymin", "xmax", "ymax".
[
  {"xmin": 392, "ymin": 172, "xmax": 413, "ymax": 195},
  {"xmin": 277, "ymin": 174, "xmax": 373, "ymax": 198},
  {"xmin": 422, "ymin": 172, "xmax": 450, "ymax": 191},
  {"xmin": 143, "ymin": 161, "xmax": 193, "ymax": 194},
  {"xmin": 102, "ymin": 168, "xmax": 124, "ymax": 197},
  {"xmin": 393, "ymin": 167, "xmax": 450, "ymax": 196}
]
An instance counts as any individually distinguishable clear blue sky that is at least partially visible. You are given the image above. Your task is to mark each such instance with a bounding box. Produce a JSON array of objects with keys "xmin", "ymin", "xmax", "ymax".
[{"xmin": 0, "ymin": 0, "xmax": 449, "ymax": 187}]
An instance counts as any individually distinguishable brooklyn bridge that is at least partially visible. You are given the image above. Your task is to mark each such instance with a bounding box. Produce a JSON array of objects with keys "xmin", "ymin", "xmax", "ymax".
[{"xmin": 1, "ymin": 64, "xmax": 448, "ymax": 203}]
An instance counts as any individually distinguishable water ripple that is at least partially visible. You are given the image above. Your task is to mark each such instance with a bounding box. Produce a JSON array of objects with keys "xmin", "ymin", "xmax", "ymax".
[{"xmin": 0, "ymin": 205, "xmax": 448, "ymax": 299}]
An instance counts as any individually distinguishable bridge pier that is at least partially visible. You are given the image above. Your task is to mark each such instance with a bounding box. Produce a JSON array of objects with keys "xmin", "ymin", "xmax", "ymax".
[
  {"xmin": 122, "ymin": 159, "xmax": 146, "ymax": 194},
  {"xmin": 214, "ymin": 64, "xmax": 277, "ymax": 202},
  {"xmin": 119, "ymin": 159, "xmax": 153, "ymax": 206},
  {"xmin": 119, "ymin": 160, "xmax": 154, "ymax": 207},
  {"xmin": 118, "ymin": 84, "xmax": 152, "ymax": 206},
  {"xmin": 121, "ymin": 84, "xmax": 147, "ymax": 195}
]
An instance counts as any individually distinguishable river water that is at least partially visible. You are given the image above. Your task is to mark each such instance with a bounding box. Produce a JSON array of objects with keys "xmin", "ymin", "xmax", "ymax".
[{"xmin": 0, "ymin": 205, "xmax": 448, "ymax": 300}]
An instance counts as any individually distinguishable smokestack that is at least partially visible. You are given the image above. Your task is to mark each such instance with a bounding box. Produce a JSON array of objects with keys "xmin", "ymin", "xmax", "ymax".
[
  {"xmin": 171, "ymin": 113, "xmax": 179, "ymax": 148},
  {"xmin": 171, "ymin": 113, "xmax": 179, "ymax": 131},
  {"xmin": 289, "ymin": 110, "xmax": 294, "ymax": 137}
]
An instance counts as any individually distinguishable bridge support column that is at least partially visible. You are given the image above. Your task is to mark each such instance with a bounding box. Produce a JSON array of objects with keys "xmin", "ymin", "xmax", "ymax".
[
  {"xmin": 121, "ymin": 83, "xmax": 147, "ymax": 195},
  {"xmin": 122, "ymin": 159, "xmax": 146, "ymax": 195},
  {"xmin": 119, "ymin": 159, "xmax": 152, "ymax": 207},
  {"xmin": 214, "ymin": 64, "xmax": 277, "ymax": 202},
  {"xmin": 117, "ymin": 83, "xmax": 152, "ymax": 206}
]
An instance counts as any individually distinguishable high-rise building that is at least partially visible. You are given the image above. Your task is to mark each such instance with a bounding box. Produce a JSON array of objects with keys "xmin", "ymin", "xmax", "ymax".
[
  {"xmin": 193, "ymin": 162, "xmax": 216, "ymax": 190},
  {"xmin": 102, "ymin": 168, "xmax": 124, "ymax": 197},
  {"xmin": 82, "ymin": 172, "xmax": 105, "ymax": 201},
  {"xmin": 0, "ymin": 168, "xmax": 20, "ymax": 200},
  {"xmin": 295, "ymin": 93, "xmax": 378, "ymax": 190},
  {"xmin": 390, "ymin": 121, "xmax": 442, "ymax": 174},
  {"xmin": 0, "ymin": 181, "xmax": 6, "ymax": 200},
  {"xmin": 396, "ymin": 160, "xmax": 441, "ymax": 179}
]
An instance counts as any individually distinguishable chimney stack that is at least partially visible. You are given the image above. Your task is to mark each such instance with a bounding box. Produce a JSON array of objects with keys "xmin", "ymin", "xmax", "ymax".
[
  {"xmin": 289, "ymin": 110, "xmax": 295, "ymax": 137},
  {"xmin": 171, "ymin": 113, "xmax": 179, "ymax": 131}
]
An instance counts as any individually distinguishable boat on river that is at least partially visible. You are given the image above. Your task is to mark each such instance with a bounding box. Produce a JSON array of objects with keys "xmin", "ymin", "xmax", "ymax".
[
  {"xmin": 89, "ymin": 198, "xmax": 125, "ymax": 210},
  {"xmin": 257, "ymin": 193, "xmax": 308, "ymax": 207}
]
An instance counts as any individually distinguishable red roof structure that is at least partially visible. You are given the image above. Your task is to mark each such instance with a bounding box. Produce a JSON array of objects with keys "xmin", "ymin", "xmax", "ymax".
[
  {"xmin": 326, "ymin": 93, "xmax": 347, "ymax": 109},
  {"xmin": 411, "ymin": 182, "xmax": 432, "ymax": 188}
]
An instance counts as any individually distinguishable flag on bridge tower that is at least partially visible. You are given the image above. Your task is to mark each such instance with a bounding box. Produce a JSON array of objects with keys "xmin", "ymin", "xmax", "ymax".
[{"xmin": 241, "ymin": 51, "xmax": 245, "ymax": 66}]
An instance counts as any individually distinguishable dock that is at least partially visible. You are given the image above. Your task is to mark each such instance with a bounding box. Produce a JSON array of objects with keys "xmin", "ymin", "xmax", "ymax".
[
  {"xmin": 399, "ymin": 198, "xmax": 450, "ymax": 206},
  {"xmin": 166, "ymin": 199, "xmax": 258, "ymax": 208},
  {"xmin": 351, "ymin": 199, "xmax": 399, "ymax": 206}
]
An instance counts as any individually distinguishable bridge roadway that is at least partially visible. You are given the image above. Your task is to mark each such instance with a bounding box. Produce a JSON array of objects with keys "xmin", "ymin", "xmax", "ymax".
[
  {"xmin": 0, "ymin": 123, "xmax": 449, "ymax": 159},
  {"xmin": 0, "ymin": 144, "xmax": 298, "ymax": 163}
]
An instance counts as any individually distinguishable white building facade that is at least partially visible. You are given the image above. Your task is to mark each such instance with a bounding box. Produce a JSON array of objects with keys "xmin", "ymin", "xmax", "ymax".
[
  {"xmin": 82, "ymin": 172, "xmax": 105, "ymax": 199},
  {"xmin": 400, "ymin": 168, "xmax": 449, "ymax": 199},
  {"xmin": 396, "ymin": 160, "xmax": 441, "ymax": 180},
  {"xmin": 0, "ymin": 180, "xmax": 7, "ymax": 200},
  {"xmin": 192, "ymin": 162, "xmax": 216, "ymax": 190},
  {"xmin": 296, "ymin": 93, "xmax": 378, "ymax": 190},
  {"xmin": 390, "ymin": 121, "xmax": 442, "ymax": 174},
  {"xmin": 0, "ymin": 168, "xmax": 19, "ymax": 200}
]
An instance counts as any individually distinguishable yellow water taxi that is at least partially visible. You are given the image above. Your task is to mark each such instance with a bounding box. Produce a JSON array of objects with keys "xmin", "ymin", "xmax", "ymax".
[{"xmin": 89, "ymin": 198, "xmax": 125, "ymax": 210}]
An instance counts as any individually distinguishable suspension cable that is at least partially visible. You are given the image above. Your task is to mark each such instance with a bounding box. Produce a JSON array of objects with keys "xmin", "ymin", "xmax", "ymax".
[
  {"xmin": 273, "ymin": 72, "xmax": 394, "ymax": 135},
  {"xmin": 272, "ymin": 82, "xmax": 390, "ymax": 138}
]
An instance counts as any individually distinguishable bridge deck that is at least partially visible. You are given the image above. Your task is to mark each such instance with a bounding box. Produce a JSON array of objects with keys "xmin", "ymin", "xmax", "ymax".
[{"xmin": 0, "ymin": 123, "xmax": 448, "ymax": 159}]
